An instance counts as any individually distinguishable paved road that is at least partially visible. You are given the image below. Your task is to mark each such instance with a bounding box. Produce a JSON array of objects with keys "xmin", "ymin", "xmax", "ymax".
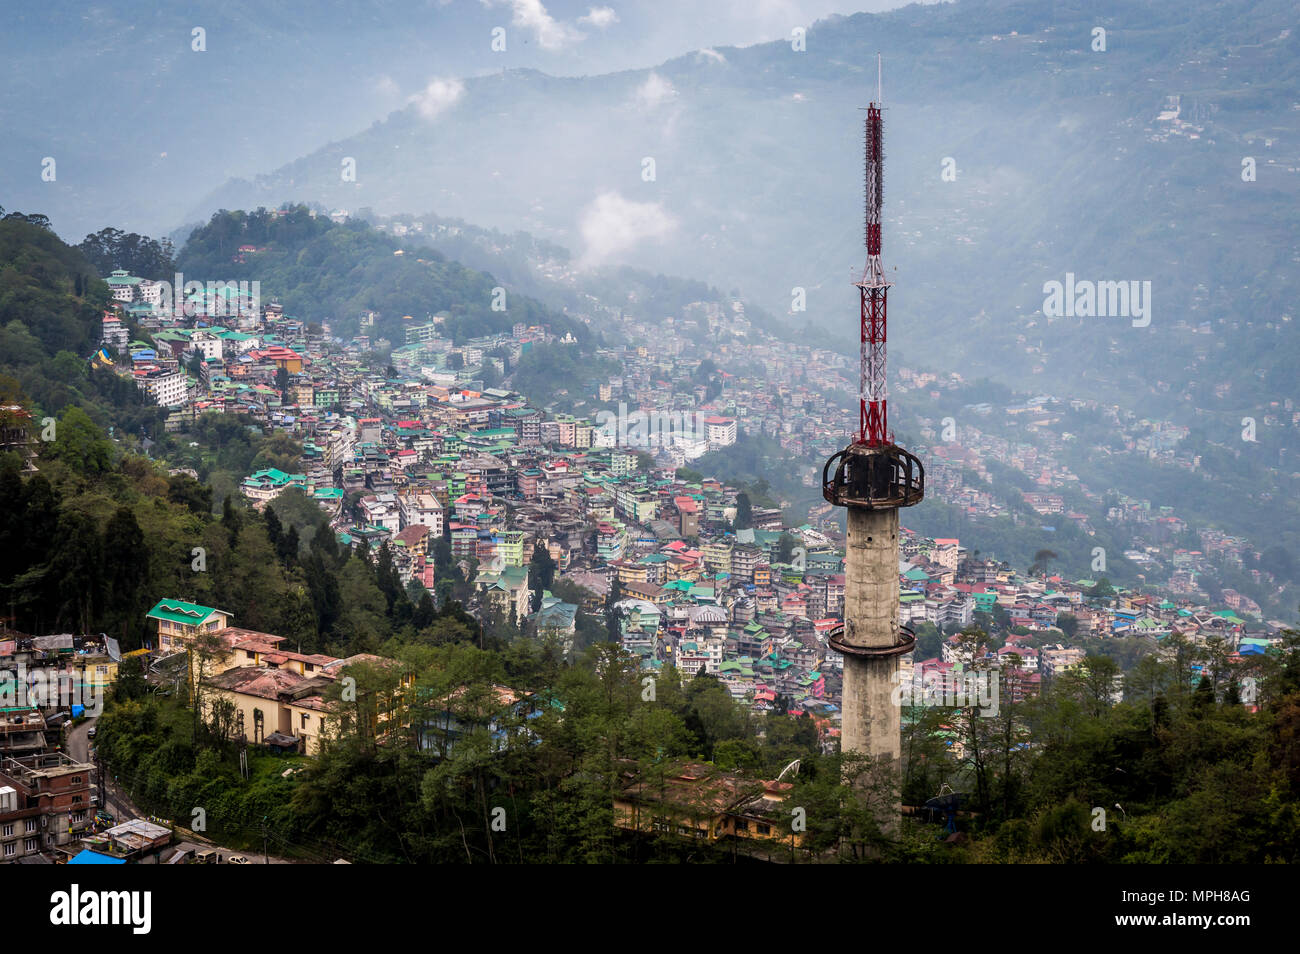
[
  {"xmin": 173, "ymin": 840, "xmax": 294, "ymax": 864},
  {"xmin": 67, "ymin": 715, "xmax": 130, "ymax": 818},
  {"xmin": 66, "ymin": 717, "xmax": 92, "ymax": 763}
]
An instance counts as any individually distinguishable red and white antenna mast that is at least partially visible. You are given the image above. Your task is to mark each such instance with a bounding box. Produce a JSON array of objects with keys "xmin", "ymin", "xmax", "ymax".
[{"xmin": 856, "ymin": 53, "xmax": 890, "ymax": 447}]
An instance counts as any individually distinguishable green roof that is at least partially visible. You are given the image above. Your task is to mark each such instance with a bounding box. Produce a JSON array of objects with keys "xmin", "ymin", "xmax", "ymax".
[{"xmin": 146, "ymin": 598, "xmax": 223, "ymax": 626}]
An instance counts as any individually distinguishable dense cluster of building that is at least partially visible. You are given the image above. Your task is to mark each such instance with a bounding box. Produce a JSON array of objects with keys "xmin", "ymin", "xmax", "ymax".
[
  {"xmin": 91, "ymin": 263, "xmax": 1289, "ymax": 751},
  {"xmin": 0, "ymin": 633, "xmax": 124, "ymax": 863},
  {"xmin": 17, "ymin": 256, "xmax": 1273, "ymax": 864}
]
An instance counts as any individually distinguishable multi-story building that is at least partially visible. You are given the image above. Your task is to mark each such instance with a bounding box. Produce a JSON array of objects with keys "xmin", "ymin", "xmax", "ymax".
[
  {"xmin": 399, "ymin": 491, "xmax": 445, "ymax": 537},
  {"xmin": 702, "ymin": 540, "xmax": 733, "ymax": 576},
  {"xmin": 596, "ymin": 522, "xmax": 628, "ymax": 562},
  {"xmin": 134, "ymin": 367, "xmax": 188, "ymax": 407},
  {"xmin": 360, "ymin": 493, "xmax": 402, "ymax": 532},
  {"xmin": 731, "ymin": 544, "xmax": 761, "ymax": 584},
  {"xmin": 0, "ymin": 753, "xmax": 94, "ymax": 861},
  {"xmin": 146, "ymin": 598, "xmax": 231, "ymax": 654},
  {"xmin": 100, "ymin": 313, "xmax": 129, "ymax": 353},
  {"xmin": 105, "ymin": 269, "xmax": 141, "ymax": 303},
  {"xmin": 704, "ymin": 416, "xmax": 737, "ymax": 449},
  {"xmin": 1039, "ymin": 645, "xmax": 1087, "ymax": 679}
]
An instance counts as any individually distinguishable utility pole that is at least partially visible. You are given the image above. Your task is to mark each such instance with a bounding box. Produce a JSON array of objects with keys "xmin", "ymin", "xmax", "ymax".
[{"xmin": 95, "ymin": 752, "xmax": 106, "ymax": 823}]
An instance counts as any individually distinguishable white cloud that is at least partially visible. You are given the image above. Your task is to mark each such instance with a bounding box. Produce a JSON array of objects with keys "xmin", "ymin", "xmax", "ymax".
[
  {"xmin": 408, "ymin": 78, "xmax": 465, "ymax": 120},
  {"xmin": 696, "ymin": 47, "xmax": 727, "ymax": 64},
  {"xmin": 487, "ymin": 0, "xmax": 582, "ymax": 51},
  {"xmin": 633, "ymin": 72, "xmax": 676, "ymax": 109},
  {"xmin": 579, "ymin": 192, "xmax": 677, "ymax": 265},
  {"xmin": 578, "ymin": 6, "xmax": 619, "ymax": 29}
]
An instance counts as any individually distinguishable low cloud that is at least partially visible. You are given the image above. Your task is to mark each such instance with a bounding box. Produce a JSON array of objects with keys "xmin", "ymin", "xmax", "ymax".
[
  {"xmin": 697, "ymin": 47, "xmax": 727, "ymax": 64},
  {"xmin": 578, "ymin": 6, "xmax": 619, "ymax": 29},
  {"xmin": 579, "ymin": 192, "xmax": 677, "ymax": 265},
  {"xmin": 633, "ymin": 72, "xmax": 677, "ymax": 109},
  {"xmin": 409, "ymin": 78, "xmax": 465, "ymax": 120},
  {"xmin": 488, "ymin": 0, "xmax": 583, "ymax": 50}
]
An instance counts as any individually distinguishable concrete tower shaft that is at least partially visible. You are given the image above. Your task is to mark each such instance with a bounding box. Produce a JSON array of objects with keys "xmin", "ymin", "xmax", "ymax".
[
  {"xmin": 840, "ymin": 505, "xmax": 904, "ymax": 764},
  {"xmin": 843, "ymin": 506, "xmax": 900, "ymax": 651}
]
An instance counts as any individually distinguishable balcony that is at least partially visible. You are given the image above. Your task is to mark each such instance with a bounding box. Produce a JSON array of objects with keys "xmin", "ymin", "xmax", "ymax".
[
  {"xmin": 827, "ymin": 622, "xmax": 916, "ymax": 660},
  {"xmin": 822, "ymin": 442, "xmax": 924, "ymax": 510}
]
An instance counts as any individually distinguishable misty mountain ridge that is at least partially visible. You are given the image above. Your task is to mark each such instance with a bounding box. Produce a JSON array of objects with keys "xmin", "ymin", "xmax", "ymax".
[{"xmin": 180, "ymin": 0, "xmax": 1300, "ymax": 426}]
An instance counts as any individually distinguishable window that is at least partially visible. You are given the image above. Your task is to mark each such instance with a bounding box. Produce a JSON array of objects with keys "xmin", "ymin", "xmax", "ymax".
[
  {"xmin": 24, "ymin": 819, "xmax": 36, "ymax": 833},
  {"xmin": 1, "ymin": 824, "xmax": 12, "ymax": 837},
  {"xmin": 756, "ymin": 823, "xmax": 771, "ymax": 836},
  {"xmin": 2, "ymin": 843, "xmax": 13, "ymax": 857},
  {"xmin": 71, "ymin": 776, "xmax": 82, "ymax": 784},
  {"xmin": 71, "ymin": 795, "xmax": 82, "ymax": 804},
  {"xmin": 24, "ymin": 838, "xmax": 38, "ymax": 852},
  {"xmin": 301, "ymin": 713, "xmax": 310, "ymax": 727}
]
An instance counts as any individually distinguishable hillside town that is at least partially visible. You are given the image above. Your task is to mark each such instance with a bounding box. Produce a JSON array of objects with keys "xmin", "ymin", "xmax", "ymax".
[
  {"xmin": 83, "ymin": 264, "xmax": 1291, "ymax": 728},
  {"xmin": 3, "ymin": 242, "xmax": 1287, "ymax": 864}
]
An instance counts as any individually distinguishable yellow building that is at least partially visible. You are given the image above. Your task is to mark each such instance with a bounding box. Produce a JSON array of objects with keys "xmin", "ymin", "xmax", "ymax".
[
  {"xmin": 702, "ymin": 541, "xmax": 733, "ymax": 576},
  {"xmin": 148, "ymin": 599, "xmax": 410, "ymax": 756},
  {"xmin": 614, "ymin": 763, "xmax": 805, "ymax": 849},
  {"xmin": 201, "ymin": 653, "xmax": 412, "ymax": 756},
  {"xmin": 146, "ymin": 598, "xmax": 231, "ymax": 653},
  {"xmin": 616, "ymin": 561, "xmax": 653, "ymax": 586}
]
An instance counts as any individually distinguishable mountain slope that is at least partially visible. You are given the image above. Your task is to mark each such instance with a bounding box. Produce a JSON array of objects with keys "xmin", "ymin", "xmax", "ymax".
[
  {"xmin": 187, "ymin": 0, "xmax": 1300, "ymax": 420},
  {"xmin": 175, "ymin": 207, "xmax": 590, "ymax": 345}
]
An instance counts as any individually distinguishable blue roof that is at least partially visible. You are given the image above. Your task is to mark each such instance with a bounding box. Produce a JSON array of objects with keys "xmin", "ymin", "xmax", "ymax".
[{"xmin": 69, "ymin": 849, "xmax": 125, "ymax": 865}]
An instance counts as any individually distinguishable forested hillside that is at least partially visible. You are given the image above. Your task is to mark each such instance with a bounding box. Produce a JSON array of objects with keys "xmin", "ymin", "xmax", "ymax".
[
  {"xmin": 0, "ymin": 211, "xmax": 162, "ymax": 439},
  {"xmin": 176, "ymin": 207, "xmax": 592, "ymax": 345}
]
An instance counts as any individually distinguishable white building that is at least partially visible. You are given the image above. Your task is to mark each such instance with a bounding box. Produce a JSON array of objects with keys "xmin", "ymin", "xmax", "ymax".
[
  {"xmin": 188, "ymin": 330, "xmax": 224, "ymax": 361},
  {"xmin": 360, "ymin": 494, "xmax": 402, "ymax": 532},
  {"xmin": 399, "ymin": 491, "xmax": 445, "ymax": 537},
  {"xmin": 138, "ymin": 279, "xmax": 167, "ymax": 311},
  {"xmin": 135, "ymin": 369, "xmax": 188, "ymax": 408},
  {"xmin": 704, "ymin": 416, "xmax": 737, "ymax": 449},
  {"xmin": 105, "ymin": 269, "xmax": 140, "ymax": 303}
]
